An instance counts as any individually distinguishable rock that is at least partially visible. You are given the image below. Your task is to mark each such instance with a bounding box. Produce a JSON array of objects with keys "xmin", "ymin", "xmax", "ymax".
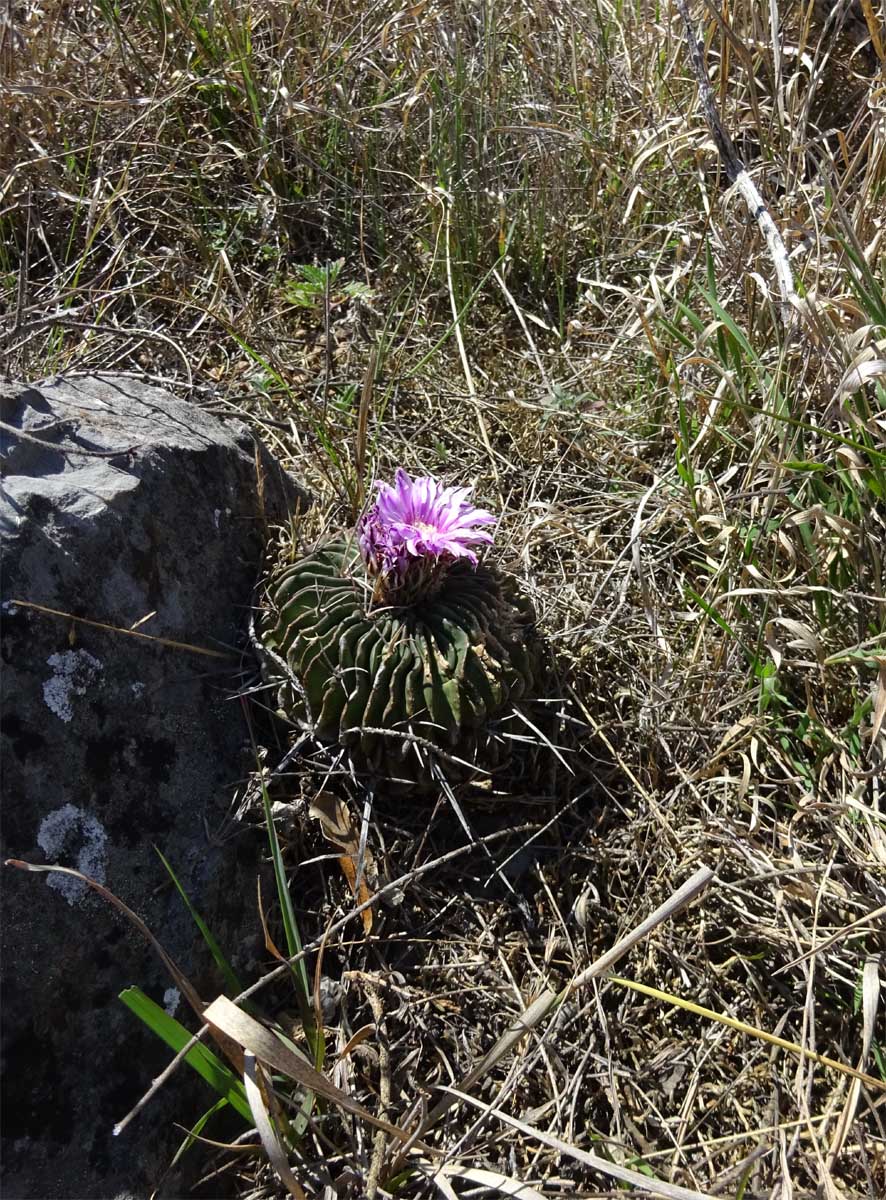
[{"xmin": 0, "ymin": 375, "xmax": 306, "ymax": 1199}]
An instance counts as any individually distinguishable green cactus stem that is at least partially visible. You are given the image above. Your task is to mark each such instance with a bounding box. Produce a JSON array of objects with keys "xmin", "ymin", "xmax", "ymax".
[{"xmin": 262, "ymin": 540, "xmax": 537, "ymax": 788}]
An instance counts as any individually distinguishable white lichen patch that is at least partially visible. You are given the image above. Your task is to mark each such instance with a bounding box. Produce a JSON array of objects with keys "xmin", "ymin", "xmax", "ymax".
[
  {"xmin": 131, "ymin": 681, "xmax": 145, "ymax": 699},
  {"xmin": 42, "ymin": 649, "xmax": 103, "ymax": 722},
  {"xmin": 163, "ymin": 988, "xmax": 181, "ymax": 1016},
  {"xmin": 36, "ymin": 804, "xmax": 109, "ymax": 905}
]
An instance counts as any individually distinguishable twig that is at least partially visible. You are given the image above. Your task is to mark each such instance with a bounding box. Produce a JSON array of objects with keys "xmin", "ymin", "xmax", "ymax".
[
  {"xmin": 7, "ymin": 599, "xmax": 233, "ymax": 659},
  {"xmin": 353, "ymin": 345, "xmax": 376, "ymax": 518},
  {"xmin": 338, "ymin": 725, "xmax": 493, "ymax": 776},
  {"xmin": 0, "ymin": 419, "xmax": 141, "ymax": 459},
  {"xmin": 362, "ymin": 979, "xmax": 389, "ymax": 1200},
  {"xmin": 412, "ymin": 864, "xmax": 715, "ymax": 1136},
  {"xmin": 443, "ymin": 198, "xmax": 500, "ymax": 480},
  {"xmin": 1, "ymin": 316, "xmax": 193, "ymax": 386},
  {"xmin": 446, "ymin": 1089, "xmax": 718, "ymax": 1200},
  {"xmin": 674, "ymin": 0, "xmax": 799, "ymax": 323},
  {"xmin": 492, "ymin": 268, "xmax": 555, "ymax": 398},
  {"xmin": 774, "ymin": 902, "xmax": 886, "ymax": 973}
]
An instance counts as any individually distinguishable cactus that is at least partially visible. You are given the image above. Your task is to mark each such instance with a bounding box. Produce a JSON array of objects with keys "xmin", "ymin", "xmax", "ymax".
[{"xmin": 262, "ymin": 471, "xmax": 538, "ymax": 789}]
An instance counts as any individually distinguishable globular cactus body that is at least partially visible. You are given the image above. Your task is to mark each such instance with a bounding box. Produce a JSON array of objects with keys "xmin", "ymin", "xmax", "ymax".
[{"xmin": 263, "ymin": 540, "xmax": 536, "ymax": 788}]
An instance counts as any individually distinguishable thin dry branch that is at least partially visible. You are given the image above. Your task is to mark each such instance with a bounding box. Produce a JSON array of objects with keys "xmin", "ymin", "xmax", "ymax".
[
  {"xmin": 447, "ymin": 1089, "xmax": 719, "ymax": 1200},
  {"xmin": 414, "ymin": 864, "xmax": 715, "ymax": 1135},
  {"xmin": 674, "ymin": 0, "xmax": 800, "ymax": 322}
]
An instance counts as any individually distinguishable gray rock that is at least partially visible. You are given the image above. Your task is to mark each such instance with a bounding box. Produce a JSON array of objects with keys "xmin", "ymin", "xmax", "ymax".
[{"xmin": 0, "ymin": 375, "xmax": 306, "ymax": 1199}]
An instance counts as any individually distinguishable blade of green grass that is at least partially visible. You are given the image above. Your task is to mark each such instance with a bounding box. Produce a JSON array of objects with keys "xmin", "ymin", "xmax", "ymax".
[
  {"xmin": 119, "ymin": 986, "xmax": 252, "ymax": 1123},
  {"xmin": 258, "ymin": 771, "xmax": 313, "ymax": 1025},
  {"xmin": 169, "ymin": 1096, "xmax": 232, "ymax": 1170},
  {"xmin": 240, "ymin": 700, "xmax": 322, "ymax": 1071},
  {"xmin": 154, "ymin": 847, "xmax": 243, "ymax": 999}
]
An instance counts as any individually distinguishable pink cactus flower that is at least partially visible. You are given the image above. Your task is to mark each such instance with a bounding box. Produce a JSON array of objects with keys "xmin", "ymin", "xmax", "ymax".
[{"xmin": 358, "ymin": 468, "xmax": 496, "ymax": 602}]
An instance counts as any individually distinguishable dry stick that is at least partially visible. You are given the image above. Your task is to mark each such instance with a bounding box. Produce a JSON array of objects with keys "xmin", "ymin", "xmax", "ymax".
[
  {"xmin": 492, "ymin": 267, "xmax": 555, "ymax": 398},
  {"xmin": 7, "ymin": 599, "xmax": 233, "ymax": 660},
  {"xmin": 860, "ymin": 0, "xmax": 885, "ymax": 60},
  {"xmin": 443, "ymin": 200, "xmax": 500, "ymax": 480},
  {"xmin": 5, "ymin": 861, "xmax": 205, "ymax": 1015},
  {"xmin": 0, "ymin": 419, "xmax": 141, "ymax": 459},
  {"xmin": 352, "ymin": 345, "xmax": 376, "ymax": 518},
  {"xmin": 112, "ymin": 822, "xmax": 539, "ymax": 1137},
  {"xmin": 674, "ymin": 0, "xmax": 799, "ymax": 323},
  {"xmin": 774, "ymin": 902, "xmax": 886, "ymax": 974},
  {"xmin": 362, "ymin": 979, "xmax": 390, "ymax": 1200},
  {"xmin": 414, "ymin": 865, "xmax": 715, "ymax": 1135},
  {"xmin": 447, "ymin": 1089, "xmax": 717, "ymax": 1200},
  {"xmin": 1, "ymin": 316, "xmax": 193, "ymax": 385}
]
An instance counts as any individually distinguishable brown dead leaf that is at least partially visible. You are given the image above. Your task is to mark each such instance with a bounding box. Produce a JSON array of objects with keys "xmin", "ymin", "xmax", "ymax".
[
  {"xmin": 309, "ymin": 791, "xmax": 360, "ymax": 853},
  {"xmin": 337, "ymin": 855, "xmax": 374, "ymax": 935},
  {"xmin": 202, "ymin": 996, "xmax": 412, "ymax": 1142},
  {"xmin": 309, "ymin": 792, "xmax": 375, "ymax": 933},
  {"xmin": 871, "ymin": 662, "xmax": 886, "ymax": 745},
  {"xmin": 257, "ymin": 876, "xmax": 285, "ymax": 961}
]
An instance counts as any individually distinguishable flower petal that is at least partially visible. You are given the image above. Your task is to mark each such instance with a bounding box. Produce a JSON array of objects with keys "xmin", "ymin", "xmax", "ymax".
[{"xmin": 357, "ymin": 469, "xmax": 497, "ymax": 594}]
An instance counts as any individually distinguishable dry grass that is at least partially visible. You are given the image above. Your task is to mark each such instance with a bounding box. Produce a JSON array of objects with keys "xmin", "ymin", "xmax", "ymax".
[{"xmin": 3, "ymin": 0, "xmax": 886, "ymax": 1196}]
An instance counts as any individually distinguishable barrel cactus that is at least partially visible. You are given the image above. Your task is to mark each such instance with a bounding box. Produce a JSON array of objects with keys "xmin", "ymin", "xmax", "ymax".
[{"xmin": 262, "ymin": 469, "xmax": 538, "ymax": 789}]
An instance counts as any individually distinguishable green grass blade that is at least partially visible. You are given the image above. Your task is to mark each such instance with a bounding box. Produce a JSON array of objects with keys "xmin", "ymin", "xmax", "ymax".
[
  {"xmin": 685, "ymin": 585, "xmax": 751, "ymax": 656},
  {"xmin": 154, "ymin": 847, "xmax": 243, "ymax": 999},
  {"xmin": 119, "ymin": 986, "xmax": 252, "ymax": 1123},
  {"xmin": 240, "ymin": 701, "xmax": 324, "ymax": 1075},
  {"xmin": 258, "ymin": 768, "xmax": 325, "ymax": 1077},
  {"xmin": 258, "ymin": 774, "xmax": 311, "ymax": 1013},
  {"xmin": 169, "ymin": 1097, "xmax": 231, "ymax": 1170}
]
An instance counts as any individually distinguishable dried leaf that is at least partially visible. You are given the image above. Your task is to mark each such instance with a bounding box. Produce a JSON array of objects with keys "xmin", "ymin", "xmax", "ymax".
[
  {"xmin": 827, "ymin": 958, "xmax": 882, "ymax": 1165},
  {"xmin": 835, "ymin": 358, "xmax": 886, "ymax": 398},
  {"xmin": 871, "ymin": 663, "xmax": 886, "ymax": 745},
  {"xmin": 243, "ymin": 1052, "xmax": 306, "ymax": 1200},
  {"xmin": 772, "ymin": 617, "xmax": 821, "ymax": 655},
  {"xmin": 203, "ymin": 996, "xmax": 412, "ymax": 1142},
  {"xmin": 310, "ymin": 793, "xmax": 375, "ymax": 933},
  {"xmin": 309, "ymin": 791, "xmax": 359, "ymax": 854},
  {"xmin": 257, "ymin": 876, "xmax": 285, "ymax": 961},
  {"xmin": 433, "ymin": 1164, "xmax": 547, "ymax": 1199},
  {"xmin": 337, "ymin": 855, "xmax": 374, "ymax": 934},
  {"xmin": 861, "ymin": 957, "xmax": 881, "ymax": 1063},
  {"xmin": 428, "ymin": 1171, "xmax": 460, "ymax": 1200},
  {"xmin": 337, "ymin": 1024, "xmax": 377, "ymax": 1060}
]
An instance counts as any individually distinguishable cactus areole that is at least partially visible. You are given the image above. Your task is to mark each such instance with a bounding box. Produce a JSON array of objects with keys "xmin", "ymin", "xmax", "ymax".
[{"xmin": 262, "ymin": 469, "xmax": 537, "ymax": 789}]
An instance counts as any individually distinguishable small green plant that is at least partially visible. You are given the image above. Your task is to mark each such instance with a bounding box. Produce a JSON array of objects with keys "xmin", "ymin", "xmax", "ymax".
[{"xmin": 283, "ymin": 259, "xmax": 374, "ymax": 309}]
